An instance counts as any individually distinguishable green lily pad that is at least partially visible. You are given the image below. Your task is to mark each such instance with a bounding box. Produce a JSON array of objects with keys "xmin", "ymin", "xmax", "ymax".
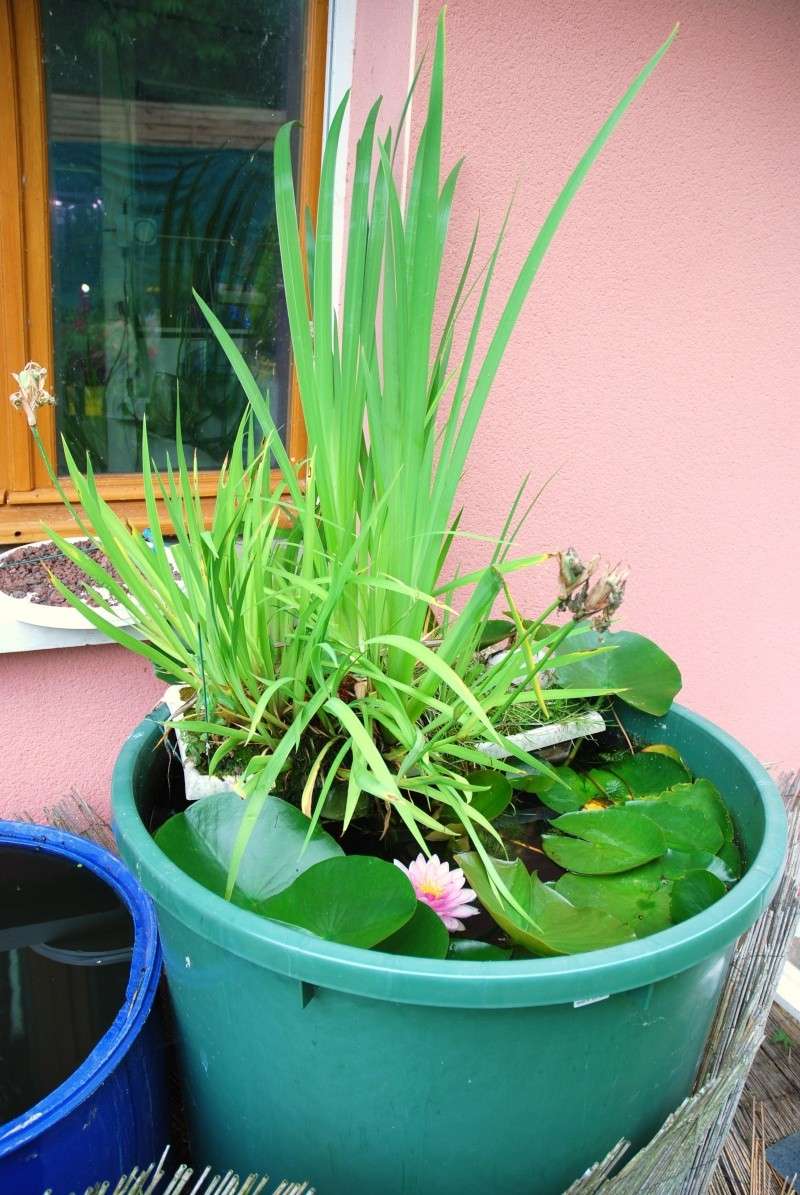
[
  {"xmin": 466, "ymin": 769, "xmax": 514, "ymax": 821},
  {"xmin": 718, "ymin": 841, "xmax": 743, "ymax": 881},
  {"xmin": 259, "ymin": 856, "xmax": 417, "ymax": 948},
  {"xmin": 556, "ymin": 841, "xmax": 733, "ymax": 939},
  {"xmin": 456, "ymin": 852, "xmax": 634, "ymax": 956},
  {"xmin": 585, "ymin": 768, "xmax": 628, "ymax": 804},
  {"xmin": 627, "ymin": 798, "xmax": 723, "ymax": 855},
  {"xmin": 318, "ymin": 783, "xmax": 371, "ymax": 822},
  {"xmin": 528, "ymin": 872, "xmax": 636, "ymax": 953},
  {"xmin": 649, "ymin": 848, "xmax": 735, "ymax": 883},
  {"xmin": 378, "ymin": 901, "xmax": 450, "ymax": 959},
  {"xmin": 603, "ymin": 751, "xmax": 690, "ymax": 797},
  {"xmin": 447, "ymin": 939, "xmax": 513, "ymax": 961},
  {"xmin": 542, "ymin": 807, "xmax": 666, "ymax": 875},
  {"xmin": 641, "ymin": 744, "xmax": 685, "ymax": 764},
  {"xmin": 666, "ymin": 780, "xmax": 735, "ymax": 843},
  {"xmin": 671, "ymin": 869, "xmax": 726, "ymax": 923},
  {"xmin": 555, "ymin": 869, "xmax": 673, "ymax": 938},
  {"xmin": 522, "ymin": 766, "xmax": 598, "ymax": 814},
  {"xmin": 628, "ymin": 779, "xmax": 736, "ymax": 862},
  {"xmin": 155, "ymin": 791, "xmax": 343, "ymax": 908},
  {"xmin": 554, "ymin": 629, "xmax": 682, "ymax": 716}
]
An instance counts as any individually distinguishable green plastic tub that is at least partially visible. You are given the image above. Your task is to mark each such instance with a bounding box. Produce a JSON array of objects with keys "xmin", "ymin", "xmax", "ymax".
[{"xmin": 112, "ymin": 704, "xmax": 786, "ymax": 1194}]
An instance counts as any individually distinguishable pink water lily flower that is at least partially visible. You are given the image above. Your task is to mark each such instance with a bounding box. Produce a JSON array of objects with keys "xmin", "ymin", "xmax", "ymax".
[{"xmin": 394, "ymin": 853, "xmax": 479, "ymax": 932}]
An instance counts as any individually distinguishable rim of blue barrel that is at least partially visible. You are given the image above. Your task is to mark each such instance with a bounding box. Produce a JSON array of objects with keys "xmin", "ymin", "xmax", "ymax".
[
  {"xmin": 112, "ymin": 702, "xmax": 788, "ymax": 1009},
  {"xmin": 0, "ymin": 821, "xmax": 162, "ymax": 1156}
]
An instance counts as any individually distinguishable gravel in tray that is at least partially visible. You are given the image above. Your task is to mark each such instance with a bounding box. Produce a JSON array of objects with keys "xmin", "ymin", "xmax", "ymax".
[{"xmin": 0, "ymin": 540, "xmax": 123, "ymax": 608}]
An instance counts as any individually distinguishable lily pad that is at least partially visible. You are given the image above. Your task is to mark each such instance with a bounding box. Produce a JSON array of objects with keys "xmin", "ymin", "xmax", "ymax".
[
  {"xmin": 259, "ymin": 856, "xmax": 417, "ymax": 948},
  {"xmin": 155, "ymin": 791, "xmax": 343, "ymax": 908},
  {"xmin": 378, "ymin": 901, "xmax": 450, "ymax": 959},
  {"xmin": 666, "ymin": 780, "xmax": 735, "ymax": 845},
  {"xmin": 627, "ymin": 798, "xmax": 723, "ymax": 855},
  {"xmin": 319, "ymin": 783, "xmax": 371, "ymax": 822},
  {"xmin": 603, "ymin": 751, "xmax": 690, "ymax": 797},
  {"xmin": 456, "ymin": 852, "xmax": 633, "ymax": 956},
  {"xmin": 528, "ymin": 872, "xmax": 635, "ymax": 953},
  {"xmin": 629, "ymin": 779, "xmax": 737, "ymax": 865},
  {"xmin": 718, "ymin": 841, "xmax": 743, "ymax": 881},
  {"xmin": 585, "ymin": 768, "xmax": 628, "ymax": 804},
  {"xmin": 555, "ymin": 869, "xmax": 673, "ymax": 938},
  {"xmin": 521, "ymin": 766, "xmax": 598, "ymax": 814},
  {"xmin": 466, "ymin": 769, "xmax": 514, "ymax": 821},
  {"xmin": 542, "ymin": 807, "xmax": 666, "ymax": 875},
  {"xmin": 554, "ymin": 629, "xmax": 682, "ymax": 716},
  {"xmin": 556, "ymin": 843, "xmax": 732, "ymax": 939},
  {"xmin": 641, "ymin": 744, "xmax": 685, "ymax": 764},
  {"xmin": 650, "ymin": 848, "xmax": 735, "ymax": 883},
  {"xmin": 671, "ymin": 869, "xmax": 726, "ymax": 923}
]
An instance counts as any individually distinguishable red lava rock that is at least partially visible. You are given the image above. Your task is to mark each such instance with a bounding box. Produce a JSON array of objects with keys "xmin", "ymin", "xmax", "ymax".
[{"xmin": 0, "ymin": 540, "xmax": 123, "ymax": 608}]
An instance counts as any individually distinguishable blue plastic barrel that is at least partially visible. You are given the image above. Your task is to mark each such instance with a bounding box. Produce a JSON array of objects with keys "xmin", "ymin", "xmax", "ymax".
[{"xmin": 0, "ymin": 821, "xmax": 167, "ymax": 1195}]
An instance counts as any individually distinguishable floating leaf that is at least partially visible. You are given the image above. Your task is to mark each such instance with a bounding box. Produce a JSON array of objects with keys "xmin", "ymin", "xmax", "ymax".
[
  {"xmin": 447, "ymin": 939, "xmax": 512, "ymax": 961},
  {"xmin": 318, "ymin": 783, "xmax": 371, "ymax": 822},
  {"xmin": 155, "ymin": 792, "xmax": 343, "ymax": 908},
  {"xmin": 519, "ymin": 766, "xmax": 597, "ymax": 814},
  {"xmin": 555, "ymin": 868, "xmax": 672, "ymax": 938},
  {"xmin": 259, "ymin": 856, "xmax": 417, "ymax": 948},
  {"xmin": 557, "ymin": 842, "xmax": 732, "ymax": 939},
  {"xmin": 528, "ymin": 872, "xmax": 635, "ymax": 953},
  {"xmin": 378, "ymin": 901, "xmax": 450, "ymax": 958},
  {"xmin": 554, "ymin": 629, "xmax": 682, "ymax": 715},
  {"xmin": 641, "ymin": 744, "xmax": 685, "ymax": 764},
  {"xmin": 456, "ymin": 852, "xmax": 633, "ymax": 956},
  {"xmin": 627, "ymin": 798, "xmax": 723, "ymax": 855},
  {"xmin": 456, "ymin": 855, "xmax": 538, "ymax": 944},
  {"xmin": 466, "ymin": 768, "xmax": 514, "ymax": 821},
  {"xmin": 630, "ymin": 778, "xmax": 738, "ymax": 865},
  {"xmin": 654, "ymin": 848, "xmax": 735, "ymax": 883},
  {"xmin": 542, "ymin": 807, "xmax": 665, "ymax": 875},
  {"xmin": 602, "ymin": 751, "xmax": 690, "ymax": 797},
  {"xmin": 671, "ymin": 870, "xmax": 726, "ymax": 923},
  {"xmin": 718, "ymin": 841, "xmax": 743, "ymax": 881},
  {"xmin": 509, "ymin": 771, "xmax": 556, "ymax": 796},
  {"xmin": 586, "ymin": 768, "xmax": 628, "ymax": 804},
  {"xmin": 666, "ymin": 780, "xmax": 735, "ymax": 848}
]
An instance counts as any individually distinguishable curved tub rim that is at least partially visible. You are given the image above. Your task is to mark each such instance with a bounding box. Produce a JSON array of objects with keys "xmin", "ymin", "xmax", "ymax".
[
  {"xmin": 0, "ymin": 822, "xmax": 162, "ymax": 1156},
  {"xmin": 112, "ymin": 702, "xmax": 787, "ymax": 1009}
]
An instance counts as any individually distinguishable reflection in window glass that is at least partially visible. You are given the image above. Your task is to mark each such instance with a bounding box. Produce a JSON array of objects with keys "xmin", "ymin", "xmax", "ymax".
[{"xmin": 40, "ymin": 0, "xmax": 306, "ymax": 473}]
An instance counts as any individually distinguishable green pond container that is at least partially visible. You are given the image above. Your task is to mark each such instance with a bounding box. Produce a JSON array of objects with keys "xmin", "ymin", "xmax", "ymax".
[{"xmin": 112, "ymin": 704, "xmax": 786, "ymax": 1194}]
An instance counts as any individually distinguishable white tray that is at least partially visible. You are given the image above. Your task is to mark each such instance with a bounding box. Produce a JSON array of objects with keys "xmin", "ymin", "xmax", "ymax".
[{"xmin": 0, "ymin": 537, "xmax": 134, "ymax": 631}]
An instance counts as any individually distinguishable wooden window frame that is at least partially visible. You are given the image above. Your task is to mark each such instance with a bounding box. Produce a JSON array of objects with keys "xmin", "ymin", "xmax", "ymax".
[{"xmin": 0, "ymin": 0, "xmax": 326, "ymax": 543}]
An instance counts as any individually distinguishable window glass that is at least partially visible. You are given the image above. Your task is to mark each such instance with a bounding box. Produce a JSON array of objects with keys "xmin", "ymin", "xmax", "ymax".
[{"xmin": 40, "ymin": 0, "xmax": 305, "ymax": 473}]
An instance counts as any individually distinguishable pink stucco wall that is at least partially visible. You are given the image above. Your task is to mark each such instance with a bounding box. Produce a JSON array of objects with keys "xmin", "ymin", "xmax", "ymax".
[
  {"xmin": 350, "ymin": 0, "xmax": 800, "ymax": 772},
  {"xmin": 1, "ymin": 647, "xmax": 162, "ymax": 820},
  {"xmin": 1, "ymin": 0, "xmax": 797, "ymax": 826}
]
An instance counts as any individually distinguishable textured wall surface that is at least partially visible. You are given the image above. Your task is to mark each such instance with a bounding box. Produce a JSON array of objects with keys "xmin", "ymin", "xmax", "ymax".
[
  {"xmin": 350, "ymin": 0, "xmax": 799, "ymax": 770},
  {"xmin": 1, "ymin": 646, "xmax": 162, "ymax": 819}
]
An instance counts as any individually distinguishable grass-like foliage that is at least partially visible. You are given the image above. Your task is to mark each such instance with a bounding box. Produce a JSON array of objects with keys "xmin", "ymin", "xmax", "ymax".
[{"xmin": 26, "ymin": 13, "xmax": 680, "ymax": 912}]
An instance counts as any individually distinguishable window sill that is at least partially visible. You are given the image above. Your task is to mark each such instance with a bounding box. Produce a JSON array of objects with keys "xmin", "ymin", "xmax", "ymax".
[{"xmin": 0, "ymin": 495, "xmax": 218, "ymax": 544}]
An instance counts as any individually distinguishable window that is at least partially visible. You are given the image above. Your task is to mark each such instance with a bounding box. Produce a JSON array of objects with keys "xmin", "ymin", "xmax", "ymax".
[{"xmin": 0, "ymin": 0, "xmax": 327, "ymax": 541}]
